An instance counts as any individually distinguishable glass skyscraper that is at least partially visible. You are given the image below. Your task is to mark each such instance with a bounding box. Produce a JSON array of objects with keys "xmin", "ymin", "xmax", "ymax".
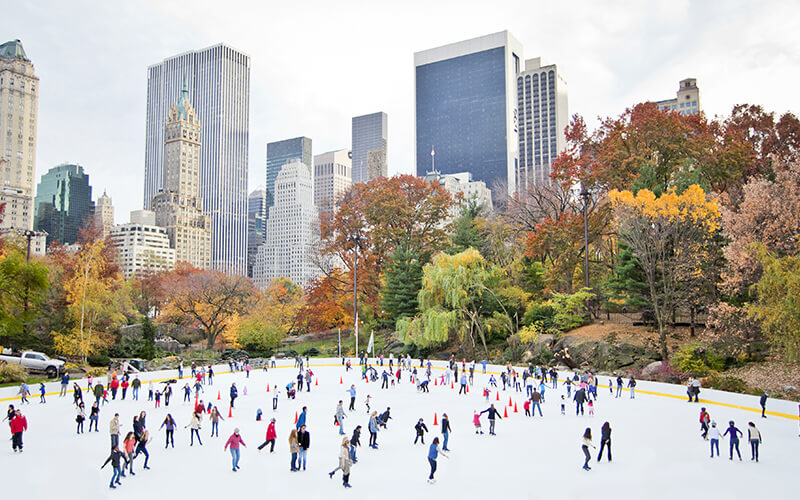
[
  {"xmin": 34, "ymin": 163, "xmax": 94, "ymax": 245},
  {"xmin": 265, "ymin": 136, "xmax": 312, "ymax": 215},
  {"xmin": 143, "ymin": 43, "xmax": 250, "ymax": 275},
  {"xmin": 415, "ymin": 31, "xmax": 523, "ymax": 197},
  {"xmin": 351, "ymin": 112, "xmax": 387, "ymax": 184}
]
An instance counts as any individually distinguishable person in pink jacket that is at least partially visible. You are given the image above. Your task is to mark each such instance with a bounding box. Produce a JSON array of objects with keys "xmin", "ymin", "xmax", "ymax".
[
  {"xmin": 472, "ymin": 411, "xmax": 483, "ymax": 435},
  {"xmin": 224, "ymin": 428, "xmax": 246, "ymax": 471}
]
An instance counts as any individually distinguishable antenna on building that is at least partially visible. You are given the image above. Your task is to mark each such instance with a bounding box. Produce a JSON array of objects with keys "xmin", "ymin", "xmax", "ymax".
[{"xmin": 430, "ymin": 145, "xmax": 436, "ymax": 174}]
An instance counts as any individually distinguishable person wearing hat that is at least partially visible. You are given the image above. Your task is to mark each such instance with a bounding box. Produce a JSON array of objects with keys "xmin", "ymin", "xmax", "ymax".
[
  {"xmin": 258, "ymin": 418, "xmax": 277, "ymax": 453},
  {"xmin": 699, "ymin": 407, "xmax": 711, "ymax": 440},
  {"xmin": 723, "ymin": 420, "xmax": 743, "ymax": 460},
  {"xmin": 708, "ymin": 421, "xmax": 721, "ymax": 457},
  {"xmin": 224, "ymin": 428, "xmax": 246, "ymax": 471},
  {"xmin": 759, "ymin": 391, "xmax": 769, "ymax": 418}
]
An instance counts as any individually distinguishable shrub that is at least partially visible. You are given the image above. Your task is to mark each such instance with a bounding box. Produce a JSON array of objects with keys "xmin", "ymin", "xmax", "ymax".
[
  {"xmin": 532, "ymin": 348, "xmax": 554, "ymax": 366},
  {"xmin": 0, "ymin": 363, "xmax": 28, "ymax": 384},
  {"xmin": 671, "ymin": 342, "xmax": 726, "ymax": 376},
  {"xmin": 704, "ymin": 375, "xmax": 752, "ymax": 394},
  {"xmin": 548, "ymin": 288, "xmax": 595, "ymax": 332},
  {"xmin": 87, "ymin": 353, "xmax": 110, "ymax": 367},
  {"xmin": 523, "ymin": 302, "xmax": 555, "ymax": 329},
  {"xmin": 86, "ymin": 367, "xmax": 107, "ymax": 377}
]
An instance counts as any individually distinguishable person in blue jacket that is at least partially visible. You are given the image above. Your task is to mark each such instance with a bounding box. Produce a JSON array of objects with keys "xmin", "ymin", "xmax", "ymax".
[
  {"xmin": 480, "ymin": 404, "xmax": 503, "ymax": 435},
  {"xmin": 229, "ymin": 383, "xmax": 238, "ymax": 408},
  {"xmin": 296, "ymin": 406, "xmax": 307, "ymax": 430},
  {"xmin": 427, "ymin": 437, "xmax": 448, "ymax": 483},
  {"xmin": 723, "ymin": 420, "xmax": 743, "ymax": 461}
]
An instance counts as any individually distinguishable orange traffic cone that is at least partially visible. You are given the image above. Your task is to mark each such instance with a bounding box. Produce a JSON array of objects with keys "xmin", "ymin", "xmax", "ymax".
[
  {"xmin": 435, "ymin": 379, "xmax": 438, "ymax": 386},
  {"xmin": 315, "ymin": 378, "xmax": 318, "ymax": 386},
  {"xmin": 340, "ymin": 377, "xmax": 343, "ymax": 385},
  {"xmin": 294, "ymin": 411, "xmax": 298, "ymax": 424},
  {"xmin": 503, "ymin": 407, "xmax": 508, "ymax": 418},
  {"xmin": 496, "ymin": 391, "xmax": 500, "ymax": 401},
  {"xmin": 335, "ymin": 419, "xmax": 339, "ymax": 426},
  {"xmin": 266, "ymin": 385, "xmax": 270, "ymax": 392},
  {"xmin": 514, "ymin": 402, "xmax": 518, "ymax": 413},
  {"xmin": 508, "ymin": 396, "xmax": 512, "ymax": 407},
  {"xmin": 228, "ymin": 406, "xmax": 233, "ymax": 418},
  {"xmin": 434, "ymin": 412, "xmax": 438, "ymax": 425},
  {"xmin": 466, "ymin": 385, "xmax": 469, "ymax": 393},
  {"xmin": 217, "ymin": 391, "xmax": 221, "ymax": 400},
  {"xmin": 450, "ymin": 382, "xmax": 454, "ymax": 389}
]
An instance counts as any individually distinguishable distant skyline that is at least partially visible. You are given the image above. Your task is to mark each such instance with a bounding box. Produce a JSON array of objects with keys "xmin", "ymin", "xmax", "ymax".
[{"xmin": 7, "ymin": 0, "xmax": 800, "ymax": 222}]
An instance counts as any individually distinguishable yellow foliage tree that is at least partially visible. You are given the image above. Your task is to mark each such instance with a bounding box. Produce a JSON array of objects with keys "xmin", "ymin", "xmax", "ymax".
[{"xmin": 609, "ymin": 185, "xmax": 721, "ymax": 359}]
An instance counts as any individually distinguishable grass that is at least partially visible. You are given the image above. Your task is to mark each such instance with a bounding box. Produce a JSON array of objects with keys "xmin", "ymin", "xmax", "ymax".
[{"xmin": 0, "ymin": 375, "xmax": 52, "ymax": 389}]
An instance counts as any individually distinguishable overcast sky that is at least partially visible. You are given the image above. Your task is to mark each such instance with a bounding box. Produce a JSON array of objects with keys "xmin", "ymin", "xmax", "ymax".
[{"xmin": 8, "ymin": 0, "xmax": 800, "ymax": 223}]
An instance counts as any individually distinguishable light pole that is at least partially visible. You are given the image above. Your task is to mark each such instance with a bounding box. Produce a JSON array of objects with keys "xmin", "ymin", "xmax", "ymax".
[
  {"xmin": 350, "ymin": 232, "xmax": 363, "ymax": 359},
  {"xmin": 580, "ymin": 182, "xmax": 590, "ymax": 289}
]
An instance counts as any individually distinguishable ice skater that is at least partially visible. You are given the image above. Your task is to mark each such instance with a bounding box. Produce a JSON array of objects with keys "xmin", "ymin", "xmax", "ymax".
[
  {"xmin": 258, "ymin": 418, "xmax": 277, "ymax": 452},
  {"xmin": 627, "ymin": 376, "xmax": 636, "ymax": 398},
  {"xmin": 347, "ymin": 385, "xmax": 357, "ymax": 411},
  {"xmin": 597, "ymin": 422, "xmax": 611, "ymax": 462},
  {"xmin": 759, "ymin": 391, "xmax": 769, "ymax": 418},
  {"xmin": 414, "ymin": 418, "xmax": 429, "ymax": 444},
  {"xmin": 441, "ymin": 413, "xmax": 451, "ymax": 451},
  {"xmin": 160, "ymin": 414, "xmax": 176, "ymax": 448},
  {"xmin": 224, "ymin": 428, "xmax": 246, "ymax": 471},
  {"xmin": 368, "ymin": 411, "xmax": 379, "ymax": 448},
  {"xmin": 480, "ymin": 404, "xmax": 502, "ymax": 435},
  {"xmin": 229, "ymin": 383, "xmax": 238, "ymax": 408},
  {"xmin": 709, "ymin": 421, "xmax": 721, "ymax": 457},
  {"xmin": 135, "ymin": 429, "xmax": 152, "ymax": 470},
  {"xmin": 10, "ymin": 409, "xmax": 27, "ymax": 452},
  {"xmin": 335, "ymin": 402, "xmax": 345, "ymax": 435},
  {"xmin": 210, "ymin": 406, "xmax": 224, "ymax": 437},
  {"xmin": 101, "ymin": 445, "xmax": 129, "ymax": 488},
  {"xmin": 186, "ymin": 411, "xmax": 203, "ymax": 446},
  {"xmin": 427, "ymin": 437, "xmax": 448, "ymax": 484},
  {"xmin": 76, "ymin": 402, "xmax": 86, "ymax": 434},
  {"xmin": 747, "ymin": 422, "xmax": 762, "ymax": 462},
  {"xmin": 699, "ymin": 407, "xmax": 711, "ymax": 440},
  {"xmin": 724, "ymin": 420, "xmax": 742, "ymax": 460},
  {"xmin": 289, "ymin": 428, "xmax": 300, "ymax": 471},
  {"xmin": 581, "ymin": 428, "xmax": 595, "ymax": 470},
  {"xmin": 17, "ymin": 383, "xmax": 30, "ymax": 404}
]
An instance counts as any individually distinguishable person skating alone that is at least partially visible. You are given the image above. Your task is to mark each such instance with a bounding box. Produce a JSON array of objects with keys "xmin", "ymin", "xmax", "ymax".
[
  {"xmin": 597, "ymin": 422, "xmax": 612, "ymax": 462},
  {"xmin": 724, "ymin": 420, "xmax": 743, "ymax": 461},
  {"xmin": 258, "ymin": 418, "xmax": 277, "ymax": 452},
  {"xmin": 347, "ymin": 385, "xmax": 357, "ymax": 411},
  {"xmin": 759, "ymin": 391, "xmax": 769, "ymax": 418},
  {"xmin": 531, "ymin": 389, "xmax": 543, "ymax": 417},
  {"xmin": 224, "ymin": 428, "xmax": 246, "ymax": 471},
  {"xmin": 76, "ymin": 402, "xmax": 86, "ymax": 434},
  {"xmin": 229, "ymin": 383, "xmax": 238, "ymax": 409},
  {"xmin": 368, "ymin": 411, "xmax": 379, "ymax": 448},
  {"xmin": 297, "ymin": 406, "xmax": 308, "ymax": 430},
  {"xmin": 414, "ymin": 418, "xmax": 429, "ymax": 445},
  {"xmin": 160, "ymin": 414, "xmax": 176, "ymax": 448},
  {"xmin": 350, "ymin": 425, "xmax": 361, "ymax": 463},
  {"xmin": 89, "ymin": 401, "xmax": 100, "ymax": 432},
  {"xmin": 427, "ymin": 436, "xmax": 448, "ymax": 484},
  {"xmin": 747, "ymin": 422, "xmax": 762, "ymax": 462},
  {"xmin": 581, "ymin": 428, "xmax": 596, "ymax": 471},
  {"xmin": 699, "ymin": 407, "xmax": 711, "ymax": 440},
  {"xmin": 440, "ymin": 413, "xmax": 451, "ymax": 451},
  {"xmin": 627, "ymin": 376, "xmax": 636, "ymax": 399},
  {"xmin": 110, "ymin": 413, "xmax": 121, "ymax": 449},
  {"xmin": 335, "ymin": 401, "xmax": 346, "ymax": 435},
  {"xmin": 186, "ymin": 411, "xmax": 203, "ymax": 446},
  {"xmin": 480, "ymin": 404, "xmax": 502, "ymax": 436},
  {"xmin": 210, "ymin": 406, "xmax": 224, "ymax": 437}
]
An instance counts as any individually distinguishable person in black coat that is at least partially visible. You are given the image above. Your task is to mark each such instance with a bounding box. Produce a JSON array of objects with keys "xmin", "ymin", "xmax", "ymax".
[
  {"xmin": 101, "ymin": 445, "xmax": 129, "ymax": 489},
  {"xmin": 414, "ymin": 418, "xmax": 429, "ymax": 444},
  {"xmin": 480, "ymin": 404, "xmax": 503, "ymax": 435},
  {"xmin": 597, "ymin": 422, "xmax": 612, "ymax": 462},
  {"xmin": 230, "ymin": 383, "xmax": 238, "ymax": 408},
  {"xmin": 441, "ymin": 414, "xmax": 452, "ymax": 451},
  {"xmin": 378, "ymin": 407, "xmax": 392, "ymax": 428},
  {"xmin": 350, "ymin": 425, "xmax": 361, "ymax": 463},
  {"xmin": 574, "ymin": 388, "xmax": 588, "ymax": 416},
  {"xmin": 760, "ymin": 392, "xmax": 769, "ymax": 418}
]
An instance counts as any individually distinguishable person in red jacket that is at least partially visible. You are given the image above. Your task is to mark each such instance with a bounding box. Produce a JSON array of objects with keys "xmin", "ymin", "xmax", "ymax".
[
  {"xmin": 10, "ymin": 409, "xmax": 27, "ymax": 452},
  {"xmin": 121, "ymin": 379, "xmax": 130, "ymax": 400},
  {"xmin": 258, "ymin": 418, "xmax": 277, "ymax": 452},
  {"xmin": 110, "ymin": 377, "xmax": 120, "ymax": 400}
]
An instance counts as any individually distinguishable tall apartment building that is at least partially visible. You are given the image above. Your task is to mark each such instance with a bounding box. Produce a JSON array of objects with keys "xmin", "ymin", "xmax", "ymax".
[
  {"xmin": 253, "ymin": 159, "xmax": 319, "ymax": 289},
  {"xmin": 246, "ymin": 186, "xmax": 266, "ymax": 278},
  {"xmin": 94, "ymin": 190, "xmax": 114, "ymax": 238},
  {"xmin": 33, "ymin": 163, "xmax": 94, "ymax": 246},
  {"xmin": 313, "ymin": 149, "xmax": 351, "ymax": 216},
  {"xmin": 109, "ymin": 210, "xmax": 176, "ymax": 279},
  {"xmin": 424, "ymin": 170, "xmax": 493, "ymax": 219},
  {"xmin": 151, "ymin": 83, "xmax": 212, "ymax": 269},
  {"xmin": 415, "ymin": 31, "xmax": 523, "ymax": 197},
  {"xmin": 144, "ymin": 43, "xmax": 250, "ymax": 274},
  {"xmin": 656, "ymin": 78, "xmax": 701, "ymax": 115},
  {"xmin": 351, "ymin": 112, "xmax": 387, "ymax": 184},
  {"xmin": 517, "ymin": 57, "xmax": 568, "ymax": 190},
  {"xmin": 0, "ymin": 40, "xmax": 38, "ymax": 231},
  {"xmin": 266, "ymin": 136, "xmax": 312, "ymax": 216}
]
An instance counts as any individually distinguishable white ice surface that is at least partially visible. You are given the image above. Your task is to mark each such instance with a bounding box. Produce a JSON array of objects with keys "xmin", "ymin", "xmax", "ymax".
[{"xmin": 1, "ymin": 359, "xmax": 798, "ymax": 500}]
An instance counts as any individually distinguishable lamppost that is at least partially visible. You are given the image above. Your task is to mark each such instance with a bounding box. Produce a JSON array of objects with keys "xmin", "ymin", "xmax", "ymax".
[{"xmin": 580, "ymin": 182, "xmax": 591, "ymax": 289}]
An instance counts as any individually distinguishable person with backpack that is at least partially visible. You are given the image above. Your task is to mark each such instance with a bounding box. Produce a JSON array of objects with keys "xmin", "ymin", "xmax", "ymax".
[
  {"xmin": 414, "ymin": 418, "xmax": 429, "ymax": 445},
  {"xmin": 699, "ymin": 408, "xmax": 711, "ymax": 440}
]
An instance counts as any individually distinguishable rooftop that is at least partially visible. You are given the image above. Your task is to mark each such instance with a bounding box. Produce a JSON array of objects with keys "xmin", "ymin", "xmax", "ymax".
[{"xmin": 0, "ymin": 39, "xmax": 30, "ymax": 62}]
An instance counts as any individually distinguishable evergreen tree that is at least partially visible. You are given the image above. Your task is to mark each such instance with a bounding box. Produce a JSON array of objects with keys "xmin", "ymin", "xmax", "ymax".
[
  {"xmin": 380, "ymin": 246, "xmax": 425, "ymax": 327},
  {"xmin": 449, "ymin": 199, "xmax": 485, "ymax": 254},
  {"xmin": 140, "ymin": 315, "xmax": 156, "ymax": 360},
  {"xmin": 604, "ymin": 242, "xmax": 652, "ymax": 310}
]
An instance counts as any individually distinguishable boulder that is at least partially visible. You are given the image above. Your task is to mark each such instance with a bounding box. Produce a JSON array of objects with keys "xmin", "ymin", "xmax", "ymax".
[
  {"xmin": 641, "ymin": 361, "xmax": 664, "ymax": 378},
  {"xmin": 784, "ymin": 385, "xmax": 797, "ymax": 392}
]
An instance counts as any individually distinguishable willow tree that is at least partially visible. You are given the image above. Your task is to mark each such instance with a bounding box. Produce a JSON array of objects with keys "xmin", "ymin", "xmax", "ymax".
[{"xmin": 397, "ymin": 248, "xmax": 509, "ymax": 357}]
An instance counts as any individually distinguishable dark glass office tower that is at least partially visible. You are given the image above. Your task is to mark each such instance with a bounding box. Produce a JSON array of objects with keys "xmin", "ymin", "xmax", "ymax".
[{"xmin": 34, "ymin": 163, "xmax": 94, "ymax": 245}]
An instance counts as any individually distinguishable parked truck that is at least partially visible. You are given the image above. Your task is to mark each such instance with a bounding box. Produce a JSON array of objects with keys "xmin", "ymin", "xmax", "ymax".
[{"xmin": 0, "ymin": 349, "xmax": 66, "ymax": 378}]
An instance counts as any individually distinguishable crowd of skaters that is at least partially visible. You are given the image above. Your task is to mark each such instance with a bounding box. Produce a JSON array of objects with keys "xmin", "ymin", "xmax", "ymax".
[{"xmin": 4, "ymin": 352, "xmax": 795, "ymax": 489}]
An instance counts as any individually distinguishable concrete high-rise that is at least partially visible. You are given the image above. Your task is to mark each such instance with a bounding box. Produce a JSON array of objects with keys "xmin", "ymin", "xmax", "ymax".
[
  {"xmin": 266, "ymin": 137, "xmax": 312, "ymax": 216},
  {"xmin": 33, "ymin": 164, "xmax": 94, "ymax": 246},
  {"xmin": 246, "ymin": 186, "xmax": 266, "ymax": 278},
  {"xmin": 656, "ymin": 78, "xmax": 701, "ymax": 116},
  {"xmin": 313, "ymin": 149, "xmax": 351, "ymax": 216},
  {"xmin": 0, "ymin": 40, "xmax": 38, "ymax": 231},
  {"xmin": 94, "ymin": 190, "xmax": 114, "ymax": 238},
  {"xmin": 415, "ymin": 31, "xmax": 523, "ymax": 197},
  {"xmin": 516, "ymin": 57, "xmax": 568, "ymax": 190},
  {"xmin": 151, "ymin": 83, "xmax": 212, "ymax": 269},
  {"xmin": 351, "ymin": 112, "xmax": 387, "ymax": 184},
  {"xmin": 144, "ymin": 43, "xmax": 250, "ymax": 274},
  {"xmin": 253, "ymin": 159, "xmax": 319, "ymax": 289},
  {"xmin": 109, "ymin": 210, "xmax": 176, "ymax": 279}
]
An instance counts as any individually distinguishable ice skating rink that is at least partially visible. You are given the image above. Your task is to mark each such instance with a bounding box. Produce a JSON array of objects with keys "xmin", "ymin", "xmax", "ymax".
[{"xmin": 1, "ymin": 359, "xmax": 797, "ymax": 499}]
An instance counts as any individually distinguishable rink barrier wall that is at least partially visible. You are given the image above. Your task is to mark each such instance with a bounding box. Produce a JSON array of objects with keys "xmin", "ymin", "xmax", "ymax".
[{"xmin": 2, "ymin": 359, "xmax": 798, "ymax": 421}]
